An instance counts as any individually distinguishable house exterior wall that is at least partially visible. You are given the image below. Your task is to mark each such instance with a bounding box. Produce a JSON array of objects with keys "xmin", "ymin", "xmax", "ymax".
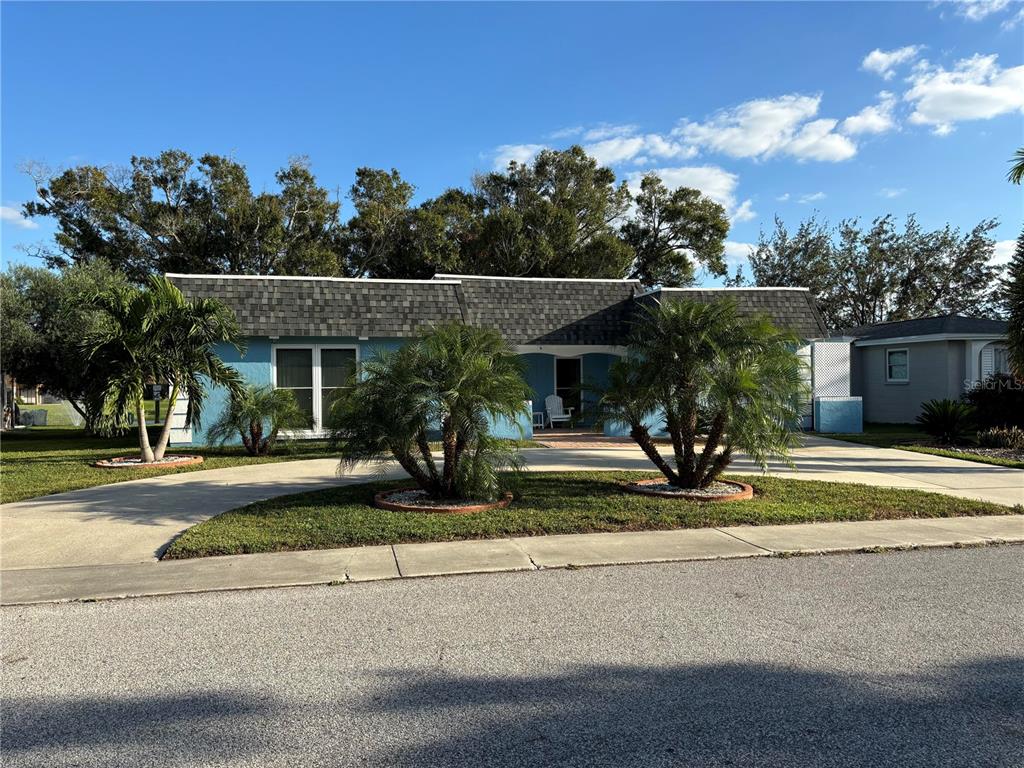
[
  {"xmin": 854, "ymin": 340, "xmax": 959, "ymax": 423},
  {"xmin": 179, "ymin": 338, "xmax": 618, "ymax": 446}
]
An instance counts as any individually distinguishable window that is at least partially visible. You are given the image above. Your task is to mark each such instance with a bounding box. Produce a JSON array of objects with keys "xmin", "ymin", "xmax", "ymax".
[
  {"xmin": 886, "ymin": 348, "xmax": 909, "ymax": 382},
  {"xmin": 993, "ymin": 347, "xmax": 1010, "ymax": 375},
  {"xmin": 273, "ymin": 345, "xmax": 358, "ymax": 433}
]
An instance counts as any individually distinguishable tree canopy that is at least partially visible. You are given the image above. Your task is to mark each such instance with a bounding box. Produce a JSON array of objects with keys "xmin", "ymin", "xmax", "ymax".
[
  {"xmin": 744, "ymin": 214, "xmax": 1001, "ymax": 331},
  {"xmin": 22, "ymin": 146, "xmax": 730, "ymax": 286}
]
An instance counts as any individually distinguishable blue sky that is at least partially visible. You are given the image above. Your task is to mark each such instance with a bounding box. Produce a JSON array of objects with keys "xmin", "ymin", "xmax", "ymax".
[{"xmin": 2, "ymin": 1, "xmax": 1022, "ymax": 283}]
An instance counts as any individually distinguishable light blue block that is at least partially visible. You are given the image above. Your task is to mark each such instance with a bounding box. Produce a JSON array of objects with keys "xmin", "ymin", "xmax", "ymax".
[
  {"xmin": 603, "ymin": 408, "xmax": 667, "ymax": 438},
  {"xmin": 814, "ymin": 397, "xmax": 863, "ymax": 433}
]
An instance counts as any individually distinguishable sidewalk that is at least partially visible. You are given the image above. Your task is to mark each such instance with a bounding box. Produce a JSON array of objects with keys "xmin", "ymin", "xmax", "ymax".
[
  {"xmin": 3, "ymin": 437, "xmax": 1021, "ymax": 571},
  {"xmin": 3, "ymin": 514, "xmax": 1021, "ymax": 605}
]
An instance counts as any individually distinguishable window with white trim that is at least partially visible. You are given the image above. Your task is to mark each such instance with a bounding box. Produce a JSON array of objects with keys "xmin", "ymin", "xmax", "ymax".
[
  {"xmin": 272, "ymin": 344, "xmax": 358, "ymax": 432},
  {"xmin": 886, "ymin": 348, "xmax": 909, "ymax": 382},
  {"xmin": 993, "ymin": 347, "xmax": 1010, "ymax": 375}
]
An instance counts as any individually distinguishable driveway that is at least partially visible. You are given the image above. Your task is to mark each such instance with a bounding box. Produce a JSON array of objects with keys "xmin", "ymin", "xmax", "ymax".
[
  {"xmin": 3, "ymin": 547, "xmax": 1022, "ymax": 767},
  {"xmin": 1, "ymin": 437, "xmax": 1020, "ymax": 570}
]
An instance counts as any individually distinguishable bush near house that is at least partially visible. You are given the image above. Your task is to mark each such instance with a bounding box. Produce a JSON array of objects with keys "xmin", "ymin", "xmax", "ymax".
[
  {"xmin": 593, "ymin": 299, "xmax": 806, "ymax": 489},
  {"xmin": 962, "ymin": 374, "xmax": 1024, "ymax": 430},
  {"xmin": 330, "ymin": 323, "xmax": 531, "ymax": 501},
  {"xmin": 915, "ymin": 400, "xmax": 976, "ymax": 446}
]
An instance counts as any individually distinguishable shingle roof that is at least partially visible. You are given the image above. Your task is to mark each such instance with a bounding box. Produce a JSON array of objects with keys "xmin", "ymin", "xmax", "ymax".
[
  {"xmin": 167, "ymin": 273, "xmax": 829, "ymax": 343},
  {"xmin": 644, "ymin": 288, "xmax": 828, "ymax": 340},
  {"xmin": 845, "ymin": 315, "xmax": 1008, "ymax": 341}
]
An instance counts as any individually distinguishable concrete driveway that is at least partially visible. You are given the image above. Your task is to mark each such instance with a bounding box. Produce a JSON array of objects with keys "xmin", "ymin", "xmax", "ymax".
[{"xmin": 1, "ymin": 437, "xmax": 1020, "ymax": 570}]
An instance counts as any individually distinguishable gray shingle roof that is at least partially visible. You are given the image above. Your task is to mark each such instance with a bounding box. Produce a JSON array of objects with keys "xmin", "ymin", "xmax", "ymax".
[
  {"xmin": 845, "ymin": 315, "xmax": 1008, "ymax": 340},
  {"xmin": 167, "ymin": 274, "xmax": 828, "ymax": 343},
  {"xmin": 645, "ymin": 288, "xmax": 828, "ymax": 340}
]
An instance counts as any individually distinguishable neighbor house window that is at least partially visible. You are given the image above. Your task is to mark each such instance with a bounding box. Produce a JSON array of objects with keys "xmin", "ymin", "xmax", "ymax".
[
  {"xmin": 886, "ymin": 348, "xmax": 909, "ymax": 382},
  {"xmin": 273, "ymin": 345, "xmax": 358, "ymax": 432}
]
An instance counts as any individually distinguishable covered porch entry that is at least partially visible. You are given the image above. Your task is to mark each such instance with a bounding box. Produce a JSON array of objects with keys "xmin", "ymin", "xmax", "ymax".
[{"xmin": 517, "ymin": 346, "xmax": 624, "ymax": 429}]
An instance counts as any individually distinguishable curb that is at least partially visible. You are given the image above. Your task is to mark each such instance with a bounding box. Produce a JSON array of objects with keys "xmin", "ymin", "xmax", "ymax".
[{"xmin": 2, "ymin": 514, "xmax": 1021, "ymax": 606}]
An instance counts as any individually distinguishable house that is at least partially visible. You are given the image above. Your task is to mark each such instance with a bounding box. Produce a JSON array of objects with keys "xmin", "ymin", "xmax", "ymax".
[
  {"xmin": 845, "ymin": 315, "xmax": 1010, "ymax": 424},
  {"xmin": 165, "ymin": 273, "xmax": 833, "ymax": 445}
]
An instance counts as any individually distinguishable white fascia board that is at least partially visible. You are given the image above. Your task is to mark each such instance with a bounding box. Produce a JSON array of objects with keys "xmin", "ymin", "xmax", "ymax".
[
  {"xmin": 164, "ymin": 273, "xmax": 462, "ymax": 285},
  {"xmin": 852, "ymin": 333, "xmax": 1007, "ymax": 347},
  {"xmin": 433, "ymin": 273, "xmax": 640, "ymax": 284},
  {"xmin": 638, "ymin": 286, "xmax": 811, "ymax": 297},
  {"xmin": 514, "ymin": 344, "xmax": 628, "ymax": 357}
]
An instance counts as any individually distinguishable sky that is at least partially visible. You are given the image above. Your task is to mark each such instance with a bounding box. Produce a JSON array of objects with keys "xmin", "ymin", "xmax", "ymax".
[{"xmin": 2, "ymin": 1, "xmax": 1022, "ymax": 284}]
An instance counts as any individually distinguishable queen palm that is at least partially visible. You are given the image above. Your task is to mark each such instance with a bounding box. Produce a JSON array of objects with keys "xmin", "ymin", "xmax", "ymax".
[
  {"xmin": 330, "ymin": 323, "xmax": 531, "ymax": 500},
  {"xmin": 595, "ymin": 299, "xmax": 807, "ymax": 489},
  {"xmin": 87, "ymin": 276, "xmax": 244, "ymax": 462},
  {"xmin": 206, "ymin": 384, "xmax": 312, "ymax": 455}
]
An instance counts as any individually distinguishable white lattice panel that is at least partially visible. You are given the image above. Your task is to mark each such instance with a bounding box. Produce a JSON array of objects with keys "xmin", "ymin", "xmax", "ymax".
[{"xmin": 812, "ymin": 341, "xmax": 851, "ymax": 398}]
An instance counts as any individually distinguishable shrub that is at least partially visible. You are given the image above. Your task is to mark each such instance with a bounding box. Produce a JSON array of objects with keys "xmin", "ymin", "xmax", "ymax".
[
  {"xmin": 962, "ymin": 374, "xmax": 1024, "ymax": 429},
  {"xmin": 206, "ymin": 384, "xmax": 312, "ymax": 456},
  {"xmin": 915, "ymin": 399, "xmax": 975, "ymax": 445},
  {"xmin": 977, "ymin": 426, "xmax": 1024, "ymax": 450},
  {"xmin": 330, "ymin": 323, "xmax": 530, "ymax": 501}
]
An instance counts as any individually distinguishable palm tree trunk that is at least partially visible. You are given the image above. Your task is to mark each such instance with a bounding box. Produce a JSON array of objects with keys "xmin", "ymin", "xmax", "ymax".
[
  {"xmin": 392, "ymin": 448, "xmax": 435, "ymax": 492},
  {"xmin": 151, "ymin": 382, "xmax": 180, "ymax": 461},
  {"xmin": 441, "ymin": 416, "xmax": 457, "ymax": 497},
  {"xmin": 630, "ymin": 425, "xmax": 678, "ymax": 484},
  {"xmin": 678, "ymin": 397, "xmax": 699, "ymax": 487},
  {"xmin": 705, "ymin": 445, "xmax": 734, "ymax": 485},
  {"xmin": 692, "ymin": 413, "xmax": 727, "ymax": 488},
  {"xmin": 416, "ymin": 431, "xmax": 439, "ymax": 484},
  {"xmin": 136, "ymin": 397, "xmax": 155, "ymax": 463}
]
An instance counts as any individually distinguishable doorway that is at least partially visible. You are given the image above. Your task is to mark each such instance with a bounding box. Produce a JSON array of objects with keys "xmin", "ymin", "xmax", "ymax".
[{"xmin": 554, "ymin": 357, "xmax": 582, "ymax": 417}]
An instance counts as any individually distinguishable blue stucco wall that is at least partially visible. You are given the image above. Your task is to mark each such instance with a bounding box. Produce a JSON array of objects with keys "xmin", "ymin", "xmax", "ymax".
[{"xmin": 179, "ymin": 335, "xmax": 541, "ymax": 446}]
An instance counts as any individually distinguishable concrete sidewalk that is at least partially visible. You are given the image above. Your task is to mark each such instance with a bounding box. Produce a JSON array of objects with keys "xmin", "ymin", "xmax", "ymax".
[
  {"xmin": 3, "ymin": 436, "xmax": 1022, "ymax": 572},
  {"xmin": 3, "ymin": 514, "xmax": 1021, "ymax": 605}
]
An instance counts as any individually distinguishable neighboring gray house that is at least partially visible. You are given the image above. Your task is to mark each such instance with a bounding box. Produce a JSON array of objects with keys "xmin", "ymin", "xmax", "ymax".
[{"xmin": 846, "ymin": 315, "xmax": 1010, "ymax": 424}]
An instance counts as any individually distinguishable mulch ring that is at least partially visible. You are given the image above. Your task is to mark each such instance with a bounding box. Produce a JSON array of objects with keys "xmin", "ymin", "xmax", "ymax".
[
  {"xmin": 621, "ymin": 478, "xmax": 754, "ymax": 502},
  {"xmin": 374, "ymin": 488, "xmax": 514, "ymax": 515},
  {"xmin": 93, "ymin": 455, "xmax": 205, "ymax": 470}
]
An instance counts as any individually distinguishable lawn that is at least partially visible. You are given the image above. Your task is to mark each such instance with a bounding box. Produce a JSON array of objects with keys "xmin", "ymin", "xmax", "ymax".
[
  {"xmin": 822, "ymin": 423, "xmax": 1024, "ymax": 469},
  {"xmin": 0, "ymin": 428, "xmax": 334, "ymax": 504},
  {"xmin": 18, "ymin": 399, "xmax": 162, "ymax": 426},
  {"xmin": 163, "ymin": 470, "xmax": 1014, "ymax": 559}
]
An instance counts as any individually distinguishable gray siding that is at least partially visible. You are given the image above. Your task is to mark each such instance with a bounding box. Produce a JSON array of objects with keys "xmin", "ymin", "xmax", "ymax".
[{"xmin": 855, "ymin": 340, "xmax": 961, "ymax": 423}]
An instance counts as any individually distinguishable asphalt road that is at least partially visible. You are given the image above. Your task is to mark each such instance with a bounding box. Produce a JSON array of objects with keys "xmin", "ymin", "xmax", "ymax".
[{"xmin": 3, "ymin": 547, "xmax": 1023, "ymax": 767}]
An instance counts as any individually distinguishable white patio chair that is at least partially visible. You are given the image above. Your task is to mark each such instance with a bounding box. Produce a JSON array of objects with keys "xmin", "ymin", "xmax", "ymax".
[{"xmin": 544, "ymin": 394, "xmax": 575, "ymax": 428}]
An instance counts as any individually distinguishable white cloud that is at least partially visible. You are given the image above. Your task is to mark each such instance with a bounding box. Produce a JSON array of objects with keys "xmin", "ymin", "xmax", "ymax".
[
  {"xmin": 492, "ymin": 143, "xmax": 546, "ymax": 170},
  {"xmin": 951, "ymin": 0, "xmax": 1011, "ymax": 21},
  {"xmin": 1003, "ymin": 7, "xmax": 1024, "ymax": 28},
  {"xmin": 905, "ymin": 53, "xmax": 1024, "ymax": 134},
  {"xmin": 673, "ymin": 94, "xmax": 855, "ymax": 162},
  {"xmin": 841, "ymin": 92, "xmax": 899, "ymax": 135},
  {"xmin": 627, "ymin": 165, "xmax": 756, "ymax": 224},
  {"xmin": 582, "ymin": 124, "xmax": 639, "ymax": 141},
  {"xmin": 798, "ymin": 192, "xmax": 826, "ymax": 204},
  {"xmin": 776, "ymin": 193, "xmax": 791, "ymax": 202},
  {"xmin": 584, "ymin": 133, "xmax": 696, "ymax": 166},
  {"xmin": 861, "ymin": 45, "xmax": 923, "ymax": 80},
  {"xmin": 878, "ymin": 187, "xmax": 907, "ymax": 198},
  {"xmin": 992, "ymin": 239, "xmax": 1016, "ymax": 265},
  {"xmin": 0, "ymin": 205, "xmax": 38, "ymax": 230},
  {"xmin": 724, "ymin": 240, "xmax": 755, "ymax": 269},
  {"xmin": 548, "ymin": 126, "xmax": 583, "ymax": 139}
]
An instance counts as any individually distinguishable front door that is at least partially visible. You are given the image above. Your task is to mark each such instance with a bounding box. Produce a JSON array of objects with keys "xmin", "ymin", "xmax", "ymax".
[{"xmin": 555, "ymin": 358, "xmax": 582, "ymax": 418}]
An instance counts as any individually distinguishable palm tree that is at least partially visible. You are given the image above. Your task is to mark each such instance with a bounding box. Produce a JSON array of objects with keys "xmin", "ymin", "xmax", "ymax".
[
  {"xmin": 329, "ymin": 323, "xmax": 531, "ymax": 500},
  {"xmin": 595, "ymin": 299, "xmax": 807, "ymax": 489},
  {"xmin": 87, "ymin": 276, "xmax": 244, "ymax": 462},
  {"xmin": 1009, "ymin": 147, "xmax": 1024, "ymax": 185},
  {"xmin": 205, "ymin": 384, "xmax": 312, "ymax": 455}
]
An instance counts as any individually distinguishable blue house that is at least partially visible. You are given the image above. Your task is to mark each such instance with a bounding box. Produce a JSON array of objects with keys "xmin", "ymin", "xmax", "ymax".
[{"xmin": 166, "ymin": 273, "xmax": 830, "ymax": 445}]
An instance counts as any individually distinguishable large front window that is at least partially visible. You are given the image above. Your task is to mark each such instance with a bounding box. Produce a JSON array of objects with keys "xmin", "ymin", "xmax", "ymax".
[{"xmin": 273, "ymin": 345, "xmax": 357, "ymax": 432}]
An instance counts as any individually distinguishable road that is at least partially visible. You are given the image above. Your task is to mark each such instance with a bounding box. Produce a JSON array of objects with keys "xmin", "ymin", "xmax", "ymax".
[{"xmin": 3, "ymin": 546, "xmax": 1023, "ymax": 767}]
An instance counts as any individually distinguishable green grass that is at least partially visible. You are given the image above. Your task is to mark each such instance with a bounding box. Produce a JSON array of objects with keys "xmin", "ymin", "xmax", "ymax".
[
  {"xmin": 0, "ymin": 428, "xmax": 334, "ymax": 504},
  {"xmin": 821, "ymin": 423, "xmax": 928, "ymax": 448},
  {"xmin": 17, "ymin": 400, "xmax": 162, "ymax": 426},
  {"xmin": 898, "ymin": 445, "xmax": 1024, "ymax": 469},
  {"xmin": 821, "ymin": 423, "xmax": 1023, "ymax": 469},
  {"xmin": 163, "ymin": 470, "xmax": 1015, "ymax": 559}
]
